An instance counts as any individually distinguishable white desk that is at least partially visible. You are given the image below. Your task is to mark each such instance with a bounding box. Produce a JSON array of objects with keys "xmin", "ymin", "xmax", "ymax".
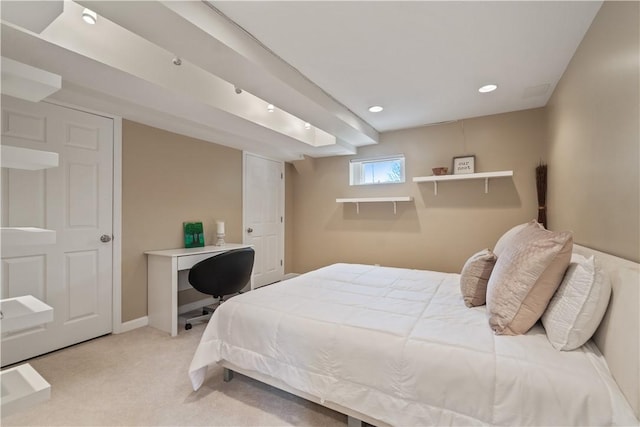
[{"xmin": 145, "ymin": 244, "xmax": 252, "ymax": 336}]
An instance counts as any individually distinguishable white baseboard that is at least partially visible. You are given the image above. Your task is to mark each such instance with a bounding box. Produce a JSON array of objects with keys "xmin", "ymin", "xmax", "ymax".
[
  {"xmin": 282, "ymin": 273, "xmax": 300, "ymax": 281},
  {"xmin": 115, "ymin": 316, "xmax": 148, "ymax": 334}
]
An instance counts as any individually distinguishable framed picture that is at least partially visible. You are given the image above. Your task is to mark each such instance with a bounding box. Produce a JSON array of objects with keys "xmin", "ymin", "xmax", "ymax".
[
  {"xmin": 452, "ymin": 155, "xmax": 475, "ymax": 175},
  {"xmin": 183, "ymin": 221, "xmax": 205, "ymax": 248}
]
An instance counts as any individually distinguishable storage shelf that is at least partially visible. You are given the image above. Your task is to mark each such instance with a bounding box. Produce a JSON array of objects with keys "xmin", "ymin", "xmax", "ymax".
[
  {"xmin": 336, "ymin": 196, "xmax": 413, "ymax": 214},
  {"xmin": 0, "ymin": 363, "xmax": 51, "ymax": 417},
  {"xmin": 0, "ymin": 295, "xmax": 54, "ymax": 334},
  {"xmin": 412, "ymin": 170, "xmax": 513, "ymax": 195},
  {"xmin": 1, "ymin": 145, "xmax": 59, "ymax": 170},
  {"xmin": 1, "ymin": 227, "xmax": 56, "ymax": 247},
  {"xmin": 1, "ymin": 125, "xmax": 59, "ymax": 417}
]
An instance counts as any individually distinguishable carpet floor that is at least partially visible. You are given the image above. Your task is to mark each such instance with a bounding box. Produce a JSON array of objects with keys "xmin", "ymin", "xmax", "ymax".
[{"xmin": 2, "ymin": 324, "xmax": 346, "ymax": 426}]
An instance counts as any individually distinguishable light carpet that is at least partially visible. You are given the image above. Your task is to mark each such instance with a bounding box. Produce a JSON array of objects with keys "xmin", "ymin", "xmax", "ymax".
[{"xmin": 2, "ymin": 324, "xmax": 346, "ymax": 426}]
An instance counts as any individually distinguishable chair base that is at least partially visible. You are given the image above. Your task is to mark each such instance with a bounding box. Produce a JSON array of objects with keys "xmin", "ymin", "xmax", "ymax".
[
  {"xmin": 183, "ymin": 292, "xmax": 243, "ymax": 330},
  {"xmin": 184, "ymin": 304, "xmax": 218, "ymax": 330}
]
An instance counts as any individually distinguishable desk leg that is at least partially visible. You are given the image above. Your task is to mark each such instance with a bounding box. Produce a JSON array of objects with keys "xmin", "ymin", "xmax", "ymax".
[{"xmin": 147, "ymin": 256, "xmax": 178, "ymax": 336}]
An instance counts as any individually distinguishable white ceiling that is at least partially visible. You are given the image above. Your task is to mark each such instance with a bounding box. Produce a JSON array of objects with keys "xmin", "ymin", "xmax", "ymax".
[
  {"xmin": 0, "ymin": 1, "xmax": 601, "ymax": 161},
  {"xmin": 211, "ymin": 1, "xmax": 602, "ymax": 131}
]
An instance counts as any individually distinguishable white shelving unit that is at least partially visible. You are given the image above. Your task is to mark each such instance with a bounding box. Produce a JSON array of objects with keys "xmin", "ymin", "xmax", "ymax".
[
  {"xmin": 336, "ymin": 196, "xmax": 413, "ymax": 214},
  {"xmin": 412, "ymin": 171, "xmax": 513, "ymax": 195},
  {"xmin": 1, "ymin": 145, "xmax": 58, "ymax": 417}
]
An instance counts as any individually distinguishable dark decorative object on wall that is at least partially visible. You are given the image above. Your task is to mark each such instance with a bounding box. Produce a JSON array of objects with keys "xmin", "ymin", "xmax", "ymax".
[{"xmin": 536, "ymin": 162, "xmax": 548, "ymax": 228}]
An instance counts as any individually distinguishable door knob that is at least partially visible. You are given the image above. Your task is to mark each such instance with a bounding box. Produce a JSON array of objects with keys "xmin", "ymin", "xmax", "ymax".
[
  {"xmin": 100, "ymin": 234, "xmax": 112, "ymax": 243},
  {"xmin": 246, "ymin": 227, "xmax": 253, "ymax": 233}
]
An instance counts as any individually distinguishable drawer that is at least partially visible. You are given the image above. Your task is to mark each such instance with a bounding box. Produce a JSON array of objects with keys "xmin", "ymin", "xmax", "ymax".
[{"xmin": 177, "ymin": 252, "xmax": 221, "ymax": 271}]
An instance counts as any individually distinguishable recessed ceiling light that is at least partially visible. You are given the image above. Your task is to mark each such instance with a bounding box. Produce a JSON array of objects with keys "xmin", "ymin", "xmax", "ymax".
[
  {"xmin": 82, "ymin": 8, "xmax": 97, "ymax": 25},
  {"xmin": 478, "ymin": 84, "xmax": 498, "ymax": 93},
  {"xmin": 267, "ymin": 104, "xmax": 275, "ymax": 113},
  {"xmin": 304, "ymin": 122, "xmax": 311, "ymax": 130},
  {"xmin": 368, "ymin": 105, "xmax": 384, "ymax": 113}
]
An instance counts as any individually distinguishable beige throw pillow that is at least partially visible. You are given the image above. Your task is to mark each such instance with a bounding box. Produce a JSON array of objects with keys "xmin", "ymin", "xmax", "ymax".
[
  {"xmin": 493, "ymin": 221, "xmax": 530, "ymax": 257},
  {"xmin": 460, "ymin": 249, "xmax": 497, "ymax": 307},
  {"xmin": 486, "ymin": 222, "xmax": 573, "ymax": 335}
]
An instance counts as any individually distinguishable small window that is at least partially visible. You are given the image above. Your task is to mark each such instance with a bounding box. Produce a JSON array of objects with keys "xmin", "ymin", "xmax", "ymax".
[{"xmin": 349, "ymin": 155, "xmax": 405, "ymax": 186}]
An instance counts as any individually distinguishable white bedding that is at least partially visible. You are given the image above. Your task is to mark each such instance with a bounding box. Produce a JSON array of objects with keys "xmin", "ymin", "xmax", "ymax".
[{"xmin": 189, "ymin": 263, "xmax": 638, "ymax": 426}]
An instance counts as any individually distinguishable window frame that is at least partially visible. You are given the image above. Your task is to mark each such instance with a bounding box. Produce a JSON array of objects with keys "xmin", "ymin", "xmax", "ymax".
[{"xmin": 349, "ymin": 154, "xmax": 406, "ymax": 186}]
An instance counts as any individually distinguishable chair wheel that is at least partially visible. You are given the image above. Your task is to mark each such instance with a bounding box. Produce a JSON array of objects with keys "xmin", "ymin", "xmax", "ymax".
[{"xmin": 185, "ymin": 323, "xmax": 192, "ymax": 330}]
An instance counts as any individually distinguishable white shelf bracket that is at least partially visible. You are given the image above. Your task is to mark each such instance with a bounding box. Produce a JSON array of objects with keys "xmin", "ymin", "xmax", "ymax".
[
  {"xmin": 434, "ymin": 181, "xmax": 438, "ymax": 196},
  {"xmin": 393, "ymin": 201, "xmax": 397, "ymax": 214},
  {"xmin": 485, "ymin": 178, "xmax": 489, "ymax": 194},
  {"xmin": 356, "ymin": 202, "xmax": 360, "ymax": 214}
]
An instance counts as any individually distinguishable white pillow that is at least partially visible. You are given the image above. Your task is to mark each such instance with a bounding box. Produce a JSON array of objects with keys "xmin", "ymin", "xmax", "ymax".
[{"xmin": 542, "ymin": 254, "xmax": 611, "ymax": 351}]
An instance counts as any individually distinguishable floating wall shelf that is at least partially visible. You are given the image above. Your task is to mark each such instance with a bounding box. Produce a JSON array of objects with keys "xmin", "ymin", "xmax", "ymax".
[
  {"xmin": 0, "ymin": 363, "xmax": 51, "ymax": 418},
  {"xmin": 413, "ymin": 171, "xmax": 513, "ymax": 195},
  {"xmin": 1, "ymin": 57, "xmax": 62, "ymax": 103},
  {"xmin": 336, "ymin": 196, "xmax": 413, "ymax": 214},
  {"xmin": 0, "ymin": 295, "xmax": 54, "ymax": 334},
  {"xmin": 1, "ymin": 145, "xmax": 59, "ymax": 170},
  {"xmin": 1, "ymin": 227, "xmax": 56, "ymax": 247}
]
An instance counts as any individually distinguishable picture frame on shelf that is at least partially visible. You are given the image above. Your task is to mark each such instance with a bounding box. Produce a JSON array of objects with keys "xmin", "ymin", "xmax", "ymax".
[{"xmin": 452, "ymin": 155, "xmax": 475, "ymax": 175}]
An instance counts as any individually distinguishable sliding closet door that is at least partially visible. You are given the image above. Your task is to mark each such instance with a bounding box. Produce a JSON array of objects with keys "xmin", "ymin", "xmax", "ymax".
[{"xmin": 1, "ymin": 96, "xmax": 114, "ymax": 366}]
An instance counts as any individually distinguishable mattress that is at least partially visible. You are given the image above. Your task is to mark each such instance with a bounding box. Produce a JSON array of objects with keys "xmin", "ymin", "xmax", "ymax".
[{"xmin": 189, "ymin": 263, "xmax": 638, "ymax": 426}]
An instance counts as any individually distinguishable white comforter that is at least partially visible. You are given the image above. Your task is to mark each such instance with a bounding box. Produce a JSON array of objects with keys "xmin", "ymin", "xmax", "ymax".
[{"xmin": 189, "ymin": 264, "xmax": 637, "ymax": 426}]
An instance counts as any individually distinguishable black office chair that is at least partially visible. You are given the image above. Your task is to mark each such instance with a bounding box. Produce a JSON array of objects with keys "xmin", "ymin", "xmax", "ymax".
[{"xmin": 184, "ymin": 247, "xmax": 255, "ymax": 330}]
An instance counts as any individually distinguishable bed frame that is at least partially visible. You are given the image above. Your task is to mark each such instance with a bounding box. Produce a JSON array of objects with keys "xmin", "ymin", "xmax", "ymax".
[
  {"xmin": 572, "ymin": 245, "xmax": 640, "ymax": 419},
  {"xmin": 222, "ymin": 244, "xmax": 640, "ymax": 424}
]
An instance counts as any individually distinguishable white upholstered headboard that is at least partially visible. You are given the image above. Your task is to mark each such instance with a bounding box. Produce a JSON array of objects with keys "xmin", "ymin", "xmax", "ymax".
[{"xmin": 573, "ymin": 244, "xmax": 640, "ymax": 419}]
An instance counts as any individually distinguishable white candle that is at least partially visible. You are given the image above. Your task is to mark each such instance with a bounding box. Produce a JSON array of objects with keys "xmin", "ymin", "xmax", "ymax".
[{"xmin": 216, "ymin": 221, "xmax": 225, "ymax": 234}]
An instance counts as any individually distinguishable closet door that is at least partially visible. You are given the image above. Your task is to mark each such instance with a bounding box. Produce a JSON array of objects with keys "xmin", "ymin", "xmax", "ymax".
[
  {"xmin": 243, "ymin": 152, "xmax": 284, "ymax": 288},
  {"xmin": 1, "ymin": 96, "xmax": 114, "ymax": 366}
]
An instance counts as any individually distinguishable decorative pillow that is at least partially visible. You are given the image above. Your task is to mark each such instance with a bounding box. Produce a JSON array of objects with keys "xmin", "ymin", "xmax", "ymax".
[
  {"xmin": 542, "ymin": 254, "xmax": 611, "ymax": 351},
  {"xmin": 486, "ymin": 221, "xmax": 573, "ymax": 335},
  {"xmin": 493, "ymin": 221, "xmax": 531, "ymax": 257},
  {"xmin": 460, "ymin": 249, "xmax": 497, "ymax": 307}
]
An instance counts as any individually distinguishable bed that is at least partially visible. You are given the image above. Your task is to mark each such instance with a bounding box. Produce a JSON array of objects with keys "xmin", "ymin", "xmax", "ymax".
[{"xmin": 188, "ymin": 243, "xmax": 639, "ymax": 426}]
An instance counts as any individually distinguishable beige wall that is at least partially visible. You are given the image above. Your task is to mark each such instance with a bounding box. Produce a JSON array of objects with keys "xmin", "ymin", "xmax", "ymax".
[
  {"xmin": 121, "ymin": 1, "xmax": 639, "ymax": 320},
  {"xmin": 121, "ymin": 120, "xmax": 242, "ymax": 322},
  {"xmin": 290, "ymin": 108, "xmax": 547, "ymax": 274},
  {"xmin": 547, "ymin": 1, "xmax": 639, "ymax": 262}
]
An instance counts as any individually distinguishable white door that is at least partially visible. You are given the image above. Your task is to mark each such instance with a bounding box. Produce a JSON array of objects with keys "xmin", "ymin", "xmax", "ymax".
[
  {"xmin": 243, "ymin": 152, "xmax": 284, "ymax": 288},
  {"xmin": 1, "ymin": 96, "xmax": 113, "ymax": 366}
]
